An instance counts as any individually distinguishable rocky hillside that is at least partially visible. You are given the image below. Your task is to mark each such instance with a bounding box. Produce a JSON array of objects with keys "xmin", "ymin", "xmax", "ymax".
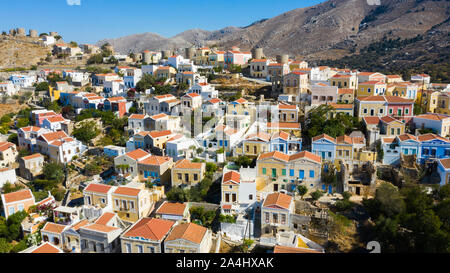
[
  {"xmin": 0, "ymin": 36, "xmax": 51, "ymax": 69},
  {"xmin": 318, "ymin": 17, "xmax": 450, "ymax": 82},
  {"xmin": 97, "ymin": 0, "xmax": 449, "ymax": 60}
]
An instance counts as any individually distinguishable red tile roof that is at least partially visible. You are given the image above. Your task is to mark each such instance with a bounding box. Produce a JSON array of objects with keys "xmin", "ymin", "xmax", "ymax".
[
  {"xmin": 312, "ymin": 134, "xmax": 336, "ymax": 143},
  {"xmin": 263, "ymin": 192, "xmax": 292, "ymax": 210},
  {"xmin": 2, "ymin": 189, "xmax": 34, "ymax": 204},
  {"xmin": 165, "ymin": 222, "xmax": 207, "ymax": 244},
  {"xmin": 31, "ymin": 243, "xmax": 62, "ymax": 253},
  {"xmin": 156, "ymin": 202, "xmax": 187, "ymax": 216},
  {"xmin": 149, "ymin": 130, "xmax": 172, "ymax": 139},
  {"xmin": 174, "ymin": 159, "xmax": 204, "ymax": 170},
  {"xmin": 129, "ymin": 114, "xmax": 146, "ymax": 119},
  {"xmin": 113, "ymin": 187, "xmax": 141, "ymax": 197},
  {"xmin": 42, "ymin": 222, "xmax": 67, "ymax": 234},
  {"xmin": 84, "ymin": 183, "xmax": 112, "ymax": 194},
  {"xmin": 123, "ymin": 217, "xmax": 174, "ymax": 241},
  {"xmin": 138, "ymin": 155, "xmax": 172, "ymax": 166},
  {"xmin": 95, "ymin": 212, "xmax": 116, "ymax": 225},
  {"xmin": 223, "ymin": 171, "xmax": 240, "ymax": 184},
  {"xmin": 124, "ymin": 149, "xmax": 150, "ymax": 160}
]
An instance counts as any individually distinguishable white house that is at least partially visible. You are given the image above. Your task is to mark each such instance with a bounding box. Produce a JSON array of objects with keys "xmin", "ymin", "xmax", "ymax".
[
  {"xmin": 128, "ymin": 114, "xmax": 148, "ymax": 134},
  {"xmin": 144, "ymin": 94, "xmax": 177, "ymax": 116},
  {"xmin": 9, "ymin": 75, "xmax": 35, "ymax": 88},
  {"xmin": 141, "ymin": 65, "xmax": 161, "ymax": 76},
  {"xmin": 42, "ymin": 116, "xmax": 70, "ymax": 132},
  {"xmin": 103, "ymin": 80, "xmax": 126, "ymax": 98},
  {"xmin": 42, "ymin": 35, "xmax": 56, "ymax": 46},
  {"xmin": 188, "ymin": 83, "xmax": 218, "ymax": 101},
  {"xmin": 166, "ymin": 134, "xmax": 198, "ymax": 161},
  {"xmin": 0, "ymin": 168, "xmax": 17, "ymax": 189},
  {"xmin": 0, "ymin": 142, "xmax": 18, "ymax": 168},
  {"xmin": 0, "ymin": 82, "xmax": 17, "ymax": 96}
]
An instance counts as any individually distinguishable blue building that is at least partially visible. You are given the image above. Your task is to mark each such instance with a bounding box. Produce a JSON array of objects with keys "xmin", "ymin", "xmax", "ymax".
[
  {"xmin": 382, "ymin": 133, "xmax": 450, "ymax": 165},
  {"xmin": 269, "ymin": 131, "xmax": 302, "ymax": 155},
  {"xmin": 311, "ymin": 134, "xmax": 336, "ymax": 162}
]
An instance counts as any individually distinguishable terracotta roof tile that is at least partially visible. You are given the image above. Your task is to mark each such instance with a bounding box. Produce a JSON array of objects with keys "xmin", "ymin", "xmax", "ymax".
[
  {"xmin": 156, "ymin": 202, "xmax": 187, "ymax": 216},
  {"xmin": 113, "ymin": 187, "xmax": 141, "ymax": 197},
  {"xmin": 263, "ymin": 192, "xmax": 292, "ymax": 210},
  {"xmin": 223, "ymin": 171, "xmax": 240, "ymax": 184},
  {"xmin": 95, "ymin": 212, "xmax": 116, "ymax": 225},
  {"xmin": 31, "ymin": 243, "xmax": 62, "ymax": 253},
  {"xmin": 174, "ymin": 159, "xmax": 204, "ymax": 170},
  {"xmin": 84, "ymin": 183, "xmax": 112, "ymax": 194},
  {"xmin": 123, "ymin": 217, "xmax": 174, "ymax": 241},
  {"xmin": 42, "ymin": 222, "xmax": 67, "ymax": 234},
  {"xmin": 2, "ymin": 189, "xmax": 34, "ymax": 203},
  {"xmin": 165, "ymin": 222, "xmax": 207, "ymax": 244},
  {"xmin": 138, "ymin": 155, "xmax": 172, "ymax": 166},
  {"xmin": 124, "ymin": 149, "xmax": 150, "ymax": 160}
]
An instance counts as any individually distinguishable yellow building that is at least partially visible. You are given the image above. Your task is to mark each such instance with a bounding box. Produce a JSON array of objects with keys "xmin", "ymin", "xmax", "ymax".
[
  {"xmin": 278, "ymin": 104, "xmax": 299, "ymax": 123},
  {"xmin": 338, "ymin": 88, "xmax": 355, "ymax": 104},
  {"xmin": 357, "ymin": 81, "xmax": 387, "ymax": 97},
  {"xmin": 240, "ymin": 132, "xmax": 270, "ymax": 157},
  {"xmin": 171, "ymin": 159, "xmax": 206, "ymax": 188},
  {"xmin": 329, "ymin": 74, "xmax": 357, "ymax": 89},
  {"xmin": 83, "ymin": 183, "xmax": 115, "ymax": 208},
  {"xmin": 256, "ymin": 151, "xmax": 322, "ymax": 191},
  {"xmin": 112, "ymin": 186, "xmax": 154, "ymax": 224},
  {"xmin": 380, "ymin": 116, "xmax": 405, "ymax": 136},
  {"xmin": 49, "ymin": 87, "xmax": 61, "ymax": 101}
]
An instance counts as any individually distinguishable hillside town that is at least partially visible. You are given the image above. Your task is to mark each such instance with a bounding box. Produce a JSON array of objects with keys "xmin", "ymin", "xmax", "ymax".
[{"xmin": 0, "ymin": 28, "xmax": 449, "ymax": 254}]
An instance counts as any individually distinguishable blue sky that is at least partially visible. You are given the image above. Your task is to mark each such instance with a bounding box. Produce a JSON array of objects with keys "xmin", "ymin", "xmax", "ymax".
[{"xmin": 1, "ymin": 0, "xmax": 323, "ymax": 44}]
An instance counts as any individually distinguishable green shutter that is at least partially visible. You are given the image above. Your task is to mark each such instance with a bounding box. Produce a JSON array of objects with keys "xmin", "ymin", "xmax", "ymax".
[
  {"xmin": 282, "ymin": 169, "xmax": 286, "ymax": 176},
  {"xmin": 262, "ymin": 168, "xmax": 266, "ymax": 175}
]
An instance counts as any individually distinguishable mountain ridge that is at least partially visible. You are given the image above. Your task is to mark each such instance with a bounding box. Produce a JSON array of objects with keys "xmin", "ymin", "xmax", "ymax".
[{"xmin": 96, "ymin": 0, "xmax": 450, "ymax": 60}]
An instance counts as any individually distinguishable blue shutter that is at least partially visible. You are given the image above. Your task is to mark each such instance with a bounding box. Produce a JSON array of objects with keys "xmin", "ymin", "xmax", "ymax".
[
  {"xmin": 309, "ymin": 170, "xmax": 315, "ymax": 178},
  {"xmin": 289, "ymin": 169, "xmax": 294, "ymax": 176},
  {"xmin": 299, "ymin": 170, "xmax": 304, "ymax": 179}
]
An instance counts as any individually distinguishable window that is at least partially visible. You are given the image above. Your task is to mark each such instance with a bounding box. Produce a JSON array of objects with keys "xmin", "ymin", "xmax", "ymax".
[
  {"xmin": 265, "ymin": 212, "xmax": 269, "ymax": 223},
  {"xmin": 309, "ymin": 170, "xmax": 315, "ymax": 178},
  {"xmin": 290, "ymin": 169, "xmax": 294, "ymax": 176},
  {"xmin": 194, "ymin": 174, "xmax": 198, "ymax": 181},
  {"xmin": 43, "ymin": 235, "xmax": 49, "ymax": 242},
  {"xmin": 18, "ymin": 204, "xmax": 24, "ymax": 211},
  {"xmin": 405, "ymin": 108, "xmax": 409, "ymax": 115},
  {"xmin": 177, "ymin": 173, "xmax": 182, "ymax": 180},
  {"xmin": 389, "ymin": 108, "xmax": 393, "ymax": 114},
  {"xmin": 100, "ymin": 198, "xmax": 105, "ymax": 204},
  {"xmin": 137, "ymin": 245, "xmax": 143, "ymax": 253},
  {"xmin": 282, "ymin": 169, "xmax": 286, "ymax": 176},
  {"xmin": 273, "ymin": 213, "xmax": 278, "ymax": 223},
  {"xmin": 363, "ymin": 108, "xmax": 368, "ymax": 114},
  {"xmin": 125, "ymin": 243, "xmax": 131, "ymax": 253},
  {"xmin": 262, "ymin": 168, "xmax": 266, "ymax": 175},
  {"xmin": 379, "ymin": 108, "xmax": 384, "ymax": 114},
  {"xmin": 281, "ymin": 214, "xmax": 286, "ymax": 225},
  {"xmin": 249, "ymin": 194, "xmax": 253, "ymax": 200},
  {"xmin": 148, "ymin": 246, "xmax": 155, "ymax": 253}
]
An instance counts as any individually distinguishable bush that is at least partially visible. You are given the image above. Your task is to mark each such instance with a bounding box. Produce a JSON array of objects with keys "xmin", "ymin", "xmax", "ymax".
[
  {"xmin": 311, "ymin": 190, "xmax": 324, "ymax": 201},
  {"xmin": 51, "ymin": 188, "xmax": 65, "ymax": 202}
]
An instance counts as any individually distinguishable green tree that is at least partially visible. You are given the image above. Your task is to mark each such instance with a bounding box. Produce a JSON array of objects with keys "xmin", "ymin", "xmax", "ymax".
[
  {"xmin": 43, "ymin": 162, "xmax": 65, "ymax": 184},
  {"xmin": 73, "ymin": 120, "xmax": 100, "ymax": 144},
  {"xmin": 297, "ymin": 185, "xmax": 308, "ymax": 199},
  {"xmin": 7, "ymin": 133, "xmax": 18, "ymax": 145},
  {"xmin": 311, "ymin": 190, "xmax": 323, "ymax": 201},
  {"xmin": 35, "ymin": 82, "xmax": 50, "ymax": 92}
]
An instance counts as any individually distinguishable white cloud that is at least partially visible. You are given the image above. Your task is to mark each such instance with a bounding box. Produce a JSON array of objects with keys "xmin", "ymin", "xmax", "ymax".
[{"xmin": 66, "ymin": 0, "xmax": 81, "ymax": 6}]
